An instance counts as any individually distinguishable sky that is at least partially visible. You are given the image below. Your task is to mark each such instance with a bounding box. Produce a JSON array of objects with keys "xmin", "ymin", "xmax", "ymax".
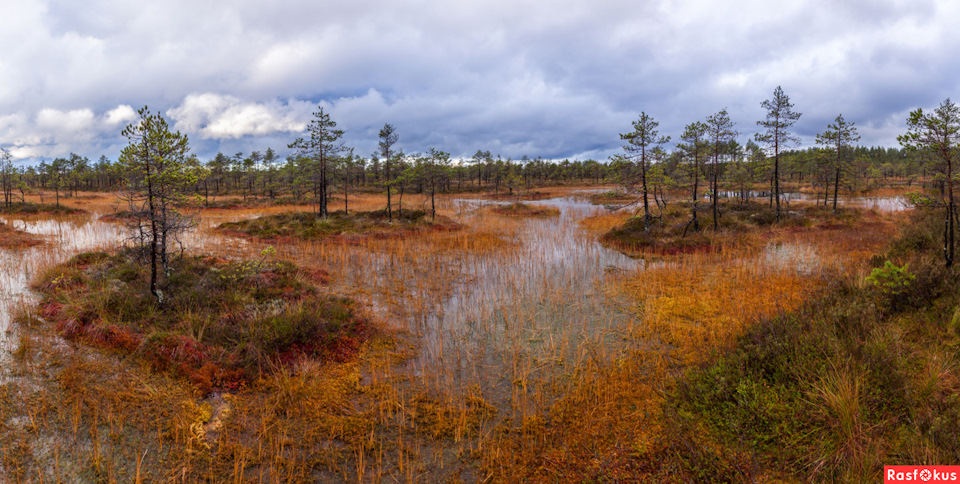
[{"xmin": 1, "ymin": 0, "xmax": 959, "ymax": 164}]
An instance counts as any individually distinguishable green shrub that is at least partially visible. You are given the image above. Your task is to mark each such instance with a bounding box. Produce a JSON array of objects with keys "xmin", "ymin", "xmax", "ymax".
[{"xmin": 866, "ymin": 261, "xmax": 916, "ymax": 296}]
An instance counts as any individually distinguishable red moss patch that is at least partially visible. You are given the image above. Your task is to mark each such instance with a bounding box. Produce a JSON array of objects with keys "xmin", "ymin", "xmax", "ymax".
[
  {"xmin": 40, "ymin": 301, "xmax": 63, "ymax": 320},
  {"xmin": 275, "ymin": 318, "xmax": 373, "ymax": 365},
  {"xmin": 300, "ymin": 268, "xmax": 331, "ymax": 285},
  {"xmin": 139, "ymin": 333, "xmax": 244, "ymax": 392}
]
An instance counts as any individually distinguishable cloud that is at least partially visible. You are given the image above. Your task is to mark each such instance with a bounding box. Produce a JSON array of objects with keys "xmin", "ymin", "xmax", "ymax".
[
  {"xmin": 36, "ymin": 108, "xmax": 95, "ymax": 134},
  {"xmin": 167, "ymin": 94, "xmax": 312, "ymax": 139},
  {"xmin": 2, "ymin": 0, "xmax": 960, "ymax": 161},
  {"xmin": 104, "ymin": 105, "xmax": 137, "ymax": 126}
]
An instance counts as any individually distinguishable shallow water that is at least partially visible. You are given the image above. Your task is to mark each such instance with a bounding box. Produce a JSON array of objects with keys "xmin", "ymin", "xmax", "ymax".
[
  {"xmin": 762, "ymin": 241, "xmax": 821, "ymax": 274},
  {"xmin": 0, "ymin": 192, "xmax": 901, "ymax": 402},
  {"xmin": 197, "ymin": 195, "xmax": 647, "ymax": 400},
  {"xmin": 413, "ymin": 197, "xmax": 642, "ymax": 392},
  {"xmin": 0, "ymin": 215, "xmax": 125, "ymax": 333},
  {"xmin": 735, "ymin": 192, "xmax": 910, "ymax": 212}
]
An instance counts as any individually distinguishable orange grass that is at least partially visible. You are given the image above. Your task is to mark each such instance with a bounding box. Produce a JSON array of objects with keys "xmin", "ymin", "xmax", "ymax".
[
  {"xmin": 0, "ymin": 191, "xmax": 517, "ymax": 481},
  {"xmin": 578, "ymin": 212, "xmax": 629, "ymax": 234},
  {"xmin": 0, "ymin": 188, "xmax": 905, "ymax": 482},
  {"xmin": 478, "ymin": 211, "xmax": 900, "ymax": 481}
]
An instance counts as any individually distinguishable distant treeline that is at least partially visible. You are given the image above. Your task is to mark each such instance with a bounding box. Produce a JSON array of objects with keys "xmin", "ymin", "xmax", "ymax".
[{"xmin": 0, "ymin": 144, "xmax": 929, "ymax": 203}]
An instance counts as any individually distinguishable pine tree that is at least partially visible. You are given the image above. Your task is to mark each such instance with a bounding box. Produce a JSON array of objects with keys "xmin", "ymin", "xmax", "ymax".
[
  {"xmin": 288, "ymin": 107, "xmax": 346, "ymax": 217},
  {"xmin": 756, "ymin": 86, "xmax": 802, "ymax": 222},
  {"xmin": 816, "ymin": 114, "xmax": 860, "ymax": 213},
  {"xmin": 899, "ymin": 99, "xmax": 960, "ymax": 267},
  {"xmin": 119, "ymin": 107, "xmax": 201, "ymax": 304},
  {"xmin": 620, "ymin": 112, "xmax": 670, "ymax": 230}
]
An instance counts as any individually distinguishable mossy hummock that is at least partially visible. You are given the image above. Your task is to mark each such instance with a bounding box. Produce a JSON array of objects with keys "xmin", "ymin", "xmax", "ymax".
[{"xmin": 33, "ymin": 250, "xmax": 374, "ymax": 393}]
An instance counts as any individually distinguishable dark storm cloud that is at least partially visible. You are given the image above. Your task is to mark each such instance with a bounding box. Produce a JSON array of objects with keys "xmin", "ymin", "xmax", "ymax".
[{"xmin": 1, "ymin": 0, "xmax": 958, "ymax": 162}]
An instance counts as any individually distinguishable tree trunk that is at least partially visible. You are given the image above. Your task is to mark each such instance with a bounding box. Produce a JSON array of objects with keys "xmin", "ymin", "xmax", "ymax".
[
  {"xmin": 691, "ymin": 153, "xmax": 700, "ymax": 233},
  {"xmin": 386, "ymin": 161, "xmax": 392, "ymax": 221},
  {"xmin": 641, "ymin": 146, "xmax": 651, "ymax": 231},
  {"xmin": 774, "ymin": 138, "xmax": 781, "ymax": 221},
  {"xmin": 832, "ymin": 163, "xmax": 841, "ymax": 213},
  {"xmin": 947, "ymin": 156, "xmax": 955, "ymax": 267},
  {"xmin": 712, "ymin": 152, "xmax": 720, "ymax": 231},
  {"xmin": 145, "ymin": 159, "xmax": 160, "ymax": 303}
]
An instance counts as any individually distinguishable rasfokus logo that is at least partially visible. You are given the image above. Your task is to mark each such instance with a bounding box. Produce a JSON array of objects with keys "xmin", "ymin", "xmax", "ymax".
[{"xmin": 885, "ymin": 466, "xmax": 960, "ymax": 482}]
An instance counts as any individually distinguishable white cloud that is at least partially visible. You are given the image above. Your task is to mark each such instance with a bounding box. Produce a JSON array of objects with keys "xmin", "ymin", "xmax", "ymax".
[
  {"xmin": 104, "ymin": 105, "xmax": 138, "ymax": 126},
  {"xmin": 35, "ymin": 108, "xmax": 95, "ymax": 133},
  {"xmin": 167, "ymin": 93, "xmax": 311, "ymax": 139}
]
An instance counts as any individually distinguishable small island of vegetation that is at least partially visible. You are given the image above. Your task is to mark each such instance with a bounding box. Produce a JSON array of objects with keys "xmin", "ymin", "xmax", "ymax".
[
  {"xmin": 488, "ymin": 202, "xmax": 560, "ymax": 218},
  {"xmin": 217, "ymin": 208, "xmax": 460, "ymax": 241}
]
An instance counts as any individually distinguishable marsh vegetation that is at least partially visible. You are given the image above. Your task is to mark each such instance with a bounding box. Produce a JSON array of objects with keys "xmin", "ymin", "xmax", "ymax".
[
  {"xmin": 0, "ymin": 98, "xmax": 958, "ymax": 482},
  {"xmin": 0, "ymin": 181, "xmax": 943, "ymax": 483}
]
